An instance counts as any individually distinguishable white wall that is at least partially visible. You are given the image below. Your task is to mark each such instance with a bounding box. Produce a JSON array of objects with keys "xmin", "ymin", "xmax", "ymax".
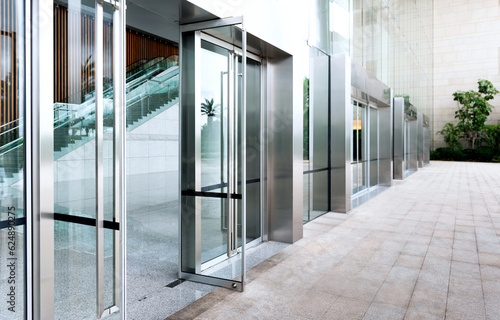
[{"xmin": 433, "ymin": 0, "xmax": 500, "ymax": 148}]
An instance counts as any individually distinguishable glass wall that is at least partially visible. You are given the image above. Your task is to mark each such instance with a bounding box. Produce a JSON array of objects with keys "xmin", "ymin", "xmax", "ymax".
[
  {"xmin": 331, "ymin": 0, "xmax": 434, "ymax": 140},
  {"xmin": 53, "ymin": 1, "xmax": 119, "ymax": 317},
  {"xmin": 351, "ymin": 100, "xmax": 367, "ymax": 195},
  {"xmin": 0, "ymin": 1, "xmax": 25, "ymax": 319},
  {"xmin": 303, "ymin": 46, "xmax": 330, "ymax": 223}
]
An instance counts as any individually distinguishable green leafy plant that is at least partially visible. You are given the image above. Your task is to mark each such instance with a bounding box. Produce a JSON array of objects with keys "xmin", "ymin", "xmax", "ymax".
[
  {"xmin": 452, "ymin": 79, "xmax": 499, "ymax": 149},
  {"xmin": 437, "ymin": 123, "xmax": 461, "ymax": 150},
  {"xmin": 395, "ymin": 94, "xmax": 411, "ymax": 110},
  {"xmin": 201, "ymin": 98, "xmax": 219, "ymax": 117},
  {"xmin": 484, "ymin": 124, "xmax": 500, "ymax": 149}
]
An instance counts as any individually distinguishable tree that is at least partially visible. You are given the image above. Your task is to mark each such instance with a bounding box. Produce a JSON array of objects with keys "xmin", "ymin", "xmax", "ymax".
[{"xmin": 452, "ymin": 79, "xmax": 499, "ymax": 149}]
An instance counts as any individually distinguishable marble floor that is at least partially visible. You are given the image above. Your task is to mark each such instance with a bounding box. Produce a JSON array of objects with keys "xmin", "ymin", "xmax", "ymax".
[{"xmin": 169, "ymin": 161, "xmax": 500, "ymax": 320}]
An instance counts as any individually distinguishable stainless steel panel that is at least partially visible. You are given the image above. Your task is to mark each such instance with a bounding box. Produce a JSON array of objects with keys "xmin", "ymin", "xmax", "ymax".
[
  {"xmin": 409, "ymin": 119, "xmax": 419, "ymax": 171},
  {"xmin": 393, "ymin": 97, "xmax": 405, "ymax": 180},
  {"xmin": 423, "ymin": 126, "xmax": 431, "ymax": 165},
  {"xmin": 311, "ymin": 47, "xmax": 329, "ymax": 212},
  {"xmin": 267, "ymin": 54, "xmax": 300, "ymax": 243},
  {"xmin": 331, "ymin": 54, "xmax": 351, "ymax": 213},
  {"xmin": 369, "ymin": 108, "xmax": 378, "ymax": 187},
  {"xmin": 32, "ymin": 0, "xmax": 55, "ymax": 318},
  {"xmin": 378, "ymin": 91, "xmax": 393, "ymax": 187},
  {"xmin": 417, "ymin": 112, "xmax": 424, "ymax": 168},
  {"xmin": 351, "ymin": 59, "xmax": 391, "ymax": 106}
]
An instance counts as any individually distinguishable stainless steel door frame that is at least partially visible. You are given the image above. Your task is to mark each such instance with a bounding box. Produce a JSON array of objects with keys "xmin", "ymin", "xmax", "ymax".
[
  {"xmin": 96, "ymin": 1, "xmax": 125, "ymax": 317},
  {"xmin": 179, "ymin": 17, "xmax": 248, "ymax": 291}
]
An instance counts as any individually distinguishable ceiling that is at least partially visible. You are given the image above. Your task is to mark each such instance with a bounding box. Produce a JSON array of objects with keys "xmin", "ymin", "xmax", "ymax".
[{"xmin": 126, "ymin": 0, "xmax": 219, "ymax": 43}]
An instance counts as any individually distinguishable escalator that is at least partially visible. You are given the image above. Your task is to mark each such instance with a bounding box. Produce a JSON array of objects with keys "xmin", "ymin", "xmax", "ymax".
[{"xmin": 0, "ymin": 55, "xmax": 180, "ymax": 186}]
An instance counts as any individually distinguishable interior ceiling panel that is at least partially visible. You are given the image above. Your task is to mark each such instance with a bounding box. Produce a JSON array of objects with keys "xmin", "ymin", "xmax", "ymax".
[{"xmin": 126, "ymin": 0, "xmax": 219, "ymax": 43}]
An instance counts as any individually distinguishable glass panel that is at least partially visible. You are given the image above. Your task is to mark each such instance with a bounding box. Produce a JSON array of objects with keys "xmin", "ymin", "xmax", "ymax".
[
  {"xmin": 53, "ymin": 1, "xmax": 117, "ymax": 316},
  {"xmin": 242, "ymin": 58, "xmax": 261, "ymax": 243},
  {"xmin": 54, "ymin": 221, "xmax": 96, "ymax": 318},
  {"xmin": 125, "ymin": 45, "xmax": 180, "ymax": 312},
  {"xmin": 0, "ymin": 0, "xmax": 25, "ymax": 318},
  {"xmin": 304, "ymin": 46, "xmax": 329, "ymax": 223},
  {"xmin": 358, "ymin": 104, "xmax": 367, "ymax": 192},
  {"xmin": 310, "ymin": 171, "xmax": 328, "ymax": 220},
  {"xmin": 351, "ymin": 101, "xmax": 358, "ymax": 194},
  {"xmin": 200, "ymin": 197, "xmax": 226, "ymax": 263},
  {"xmin": 369, "ymin": 108, "xmax": 378, "ymax": 187},
  {"xmin": 199, "ymin": 40, "xmax": 229, "ymax": 264},
  {"xmin": 303, "ymin": 173, "xmax": 310, "ymax": 223}
]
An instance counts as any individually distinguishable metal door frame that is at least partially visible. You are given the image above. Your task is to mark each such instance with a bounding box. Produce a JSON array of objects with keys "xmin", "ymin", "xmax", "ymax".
[
  {"xmin": 179, "ymin": 17, "xmax": 249, "ymax": 291},
  {"xmin": 31, "ymin": 0, "xmax": 126, "ymax": 318}
]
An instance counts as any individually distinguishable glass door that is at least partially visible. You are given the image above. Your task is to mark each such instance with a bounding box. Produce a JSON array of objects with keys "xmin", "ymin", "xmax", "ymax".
[
  {"xmin": 351, "ymin": 100, "xmax": 367, "ymax": 195},
  {"xmin": 180, "ymin": 22, "xmax": 253, "ymax": 291},
  {"xmin": 52, "ymin": 0, "xmax": 125, "ymax": 318}
]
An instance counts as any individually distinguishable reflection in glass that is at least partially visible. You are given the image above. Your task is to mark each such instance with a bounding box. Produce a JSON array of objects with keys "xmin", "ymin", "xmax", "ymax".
[
  {"xmin": 351, "ymin": 101, "xmax": 368, "ymax": 195},
  {"xmin": 53, "ymin": 1, "xmax": 117, "ymax": 317},
  {"xmin": 0, "ymin": 1, "xmax": 25, "ymax": 318},
  {"xmin": 303, "ymin": 47, "xmax": 329, "ymax": 223}
]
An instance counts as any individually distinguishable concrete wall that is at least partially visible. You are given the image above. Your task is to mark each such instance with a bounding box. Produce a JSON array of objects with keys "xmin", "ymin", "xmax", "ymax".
[{"xmin": 433, "ymin": 0, "xmax": 500, "ymax": 148}]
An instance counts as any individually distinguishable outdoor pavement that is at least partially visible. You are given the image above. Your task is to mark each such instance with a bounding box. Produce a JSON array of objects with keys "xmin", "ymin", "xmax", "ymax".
[{"xmin": 168, "ymin": 161, "xmax": 500, "ymax": 320}]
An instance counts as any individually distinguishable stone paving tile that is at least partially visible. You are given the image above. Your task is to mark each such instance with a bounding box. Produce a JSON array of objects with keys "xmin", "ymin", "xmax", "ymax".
[{"xmin": 168, "ymin": 162, "xmax": 500, "ymax": 320}]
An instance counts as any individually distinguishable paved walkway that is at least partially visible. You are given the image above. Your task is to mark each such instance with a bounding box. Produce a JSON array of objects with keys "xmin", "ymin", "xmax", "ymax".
[{"xmin": 169, "ymin": 162, "xmax": 500, "ymax": 320}]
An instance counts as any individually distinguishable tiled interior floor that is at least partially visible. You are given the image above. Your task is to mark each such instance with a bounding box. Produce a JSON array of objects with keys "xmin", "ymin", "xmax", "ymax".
[{"xmin": 169, "ymin": 161, "xmax": 500, "ymax": 320}]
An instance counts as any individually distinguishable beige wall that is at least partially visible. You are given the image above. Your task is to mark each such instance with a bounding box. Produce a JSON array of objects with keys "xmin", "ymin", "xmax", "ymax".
[{"xmin": 433, "ymin": 0, "xmax": 500, "ymax": 148}]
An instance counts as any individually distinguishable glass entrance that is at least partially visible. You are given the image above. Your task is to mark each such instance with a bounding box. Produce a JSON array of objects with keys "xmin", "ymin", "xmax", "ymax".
[
  {"xmin": 351, "ymin": 101, "xmax": 367, "ymax": 194},
  {"xmin": 180, "ymin": 23, "xmax": 260, "ymax": 291},
  {"xmin": 52, "ymin": 1, "xmax": 124, "ymax": 318}
]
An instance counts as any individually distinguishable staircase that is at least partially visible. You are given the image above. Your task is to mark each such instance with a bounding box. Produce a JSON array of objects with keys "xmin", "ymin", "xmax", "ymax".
[{"xmin": 0, "ymin": 56, "xmax": 180, "ymax": 186}]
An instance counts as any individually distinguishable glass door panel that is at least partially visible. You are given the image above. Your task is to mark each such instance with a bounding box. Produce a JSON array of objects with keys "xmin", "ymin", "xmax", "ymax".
[
  {"xmin": 351, "ymin": 101, "xmax": 367, "ymax": 195},
  {"xmin": 199, "ymin": 40, "xmax": 230, "ymax": 264},
  {"xmin": 52, "ymin": 1, "xmax": 122, "ymax": 317},
  {"xmin": 351, "ymin": 101, "xmax": 358, "ymax": 194},
  {"xmin": 0, "ymin": 0, "xmax": 26, "ymax": 318},
  {"xmin": 238, "ymin": 57, "xmax": 261, "ymax": 243},
  {"xmin": 180, "ymin": 23, "xmax": 254, "ymax": 291},
  {"xmin": 358, "ymin": 104, "xmax": 367, "ymax": 192},
  {"xmin": 304, "ymin": 47, "xmax": 329, "ymax": 222}
]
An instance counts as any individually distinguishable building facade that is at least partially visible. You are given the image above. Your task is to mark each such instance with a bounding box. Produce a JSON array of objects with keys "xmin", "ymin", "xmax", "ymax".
[{"xmin": 0, "ymin": 0, "xmax": 433, "ymax": 319}]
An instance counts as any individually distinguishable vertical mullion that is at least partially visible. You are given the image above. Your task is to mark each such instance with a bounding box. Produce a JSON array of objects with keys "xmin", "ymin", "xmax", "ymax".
[
  {"xmin": 241, "ymin": 28, "xmax": 247, "ymax": 288},
  {"xmin": 6, "ymin": 0, "xmax": 10, "ymax": 123},
  {"xmin": 112, "ymin": 4, "xmax": 123, "ymax": 314},
  {"xmin": 1, "ymin": 0, "xmax": 3, "ymax": 125},
  {"xmin": 119, "ymin": 3, "xmax": 127, "ymax": 317},
  {"xmin": 226, "ymin": 51, "xmax": 233, "ymax": 258},
  {"xmin": 95, "ymin": 1, "xmax": 104, "ymax": 318}
]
